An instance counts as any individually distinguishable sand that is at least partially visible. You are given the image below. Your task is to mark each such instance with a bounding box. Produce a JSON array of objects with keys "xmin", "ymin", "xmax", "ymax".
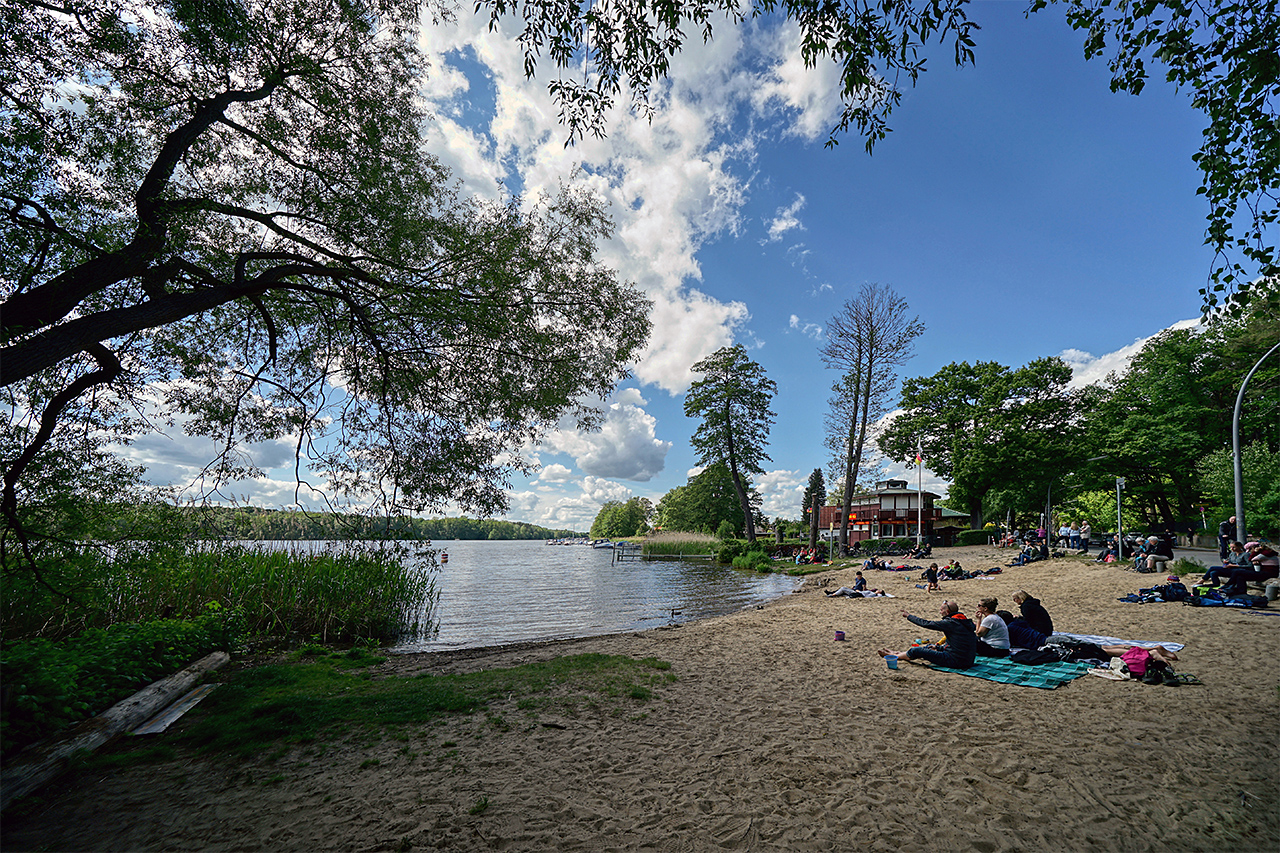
[{"xmin": 3, "ymin": 545, "xmax": 1278, "ymax": 852}]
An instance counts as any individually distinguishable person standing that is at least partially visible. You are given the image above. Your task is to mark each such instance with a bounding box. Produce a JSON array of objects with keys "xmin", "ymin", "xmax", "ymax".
[
  {"xmin": 1079, "ymin": 521, "xmax": 1091, "ymax": 554},
  {"xmin": 1219, "ymin": 516, "xmax": 1237, "ymax": 561}
]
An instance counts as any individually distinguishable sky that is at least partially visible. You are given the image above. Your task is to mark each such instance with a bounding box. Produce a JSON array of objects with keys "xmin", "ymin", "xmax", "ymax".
[{"xmin": 129, "ymin": 1, "xmax": 1218, "ymax": 530}]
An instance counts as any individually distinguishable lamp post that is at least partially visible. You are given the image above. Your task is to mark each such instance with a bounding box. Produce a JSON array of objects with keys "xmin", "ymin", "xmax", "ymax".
[
  {"xmin": 1116, "ymin": 477, "xmax": 1125, "ymax": 559},
  {"xmin": 1232, "ymin": 339, "xmax": 1280, "ymax": 544}
]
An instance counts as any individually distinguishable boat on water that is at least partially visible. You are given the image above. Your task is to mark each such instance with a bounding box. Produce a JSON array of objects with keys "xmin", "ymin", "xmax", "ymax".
[{"xmin": 591, "ymin": 539, "xmax": 614, "ymax": 549}]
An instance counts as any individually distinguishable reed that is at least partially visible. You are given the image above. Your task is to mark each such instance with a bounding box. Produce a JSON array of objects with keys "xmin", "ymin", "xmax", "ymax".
[
  {"xmin": 641, "ymin": 531, "xmax": 717, "ymax": 557},
  {"xmin": 1, "ymin": 541, "xmax": 436, "ymax": 644}
]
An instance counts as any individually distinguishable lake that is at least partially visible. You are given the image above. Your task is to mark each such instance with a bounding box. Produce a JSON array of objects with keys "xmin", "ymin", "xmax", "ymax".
[{"xmin": 389, "ymin": 539, "xmax": 801, "ymax": 652}]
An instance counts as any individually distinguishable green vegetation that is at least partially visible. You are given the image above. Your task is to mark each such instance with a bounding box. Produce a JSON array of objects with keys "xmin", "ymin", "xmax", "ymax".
[
  {"xmin": 590, "ymin": 498, "xmax": 654, "ymax": 539},
  {"xmin": 170, "ymin": 652, "xmax": 674, "ymax": 759},
  {"xmin": 641, "ymin": 532, "xmax": 717, "ymax": 557},
  {"xmin": 2, "ymin": 542, "xmax": 434, "ymax": 643},
  {"xmin": 1, "ymin": 605, "xmax": 242, "ymax": 757},
  {"xmin": 684, "ymin": 346, "xmax": 777, "ymax": 542},
  {"xmin": 141, "ymin": 506, "xmax": 581, "ymax": 541},
  {"xmin": 655, "ymin": 464, "xmax": 762, "ymax": 538}
]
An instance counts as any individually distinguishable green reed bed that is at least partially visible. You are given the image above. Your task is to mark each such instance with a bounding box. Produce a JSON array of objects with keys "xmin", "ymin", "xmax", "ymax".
[
  {"xmin": 641, "ymin": 531, "xmax": 718, "ymax": 557},
  {"xmin": 1, "ymin": 541, "xmax": 435, "ymax": 644}
]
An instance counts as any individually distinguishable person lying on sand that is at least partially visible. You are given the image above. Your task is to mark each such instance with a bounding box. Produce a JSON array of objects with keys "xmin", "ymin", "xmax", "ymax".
[{"xmin": 826, "ymin": 587, "xmax": 889, "ymax": 597}]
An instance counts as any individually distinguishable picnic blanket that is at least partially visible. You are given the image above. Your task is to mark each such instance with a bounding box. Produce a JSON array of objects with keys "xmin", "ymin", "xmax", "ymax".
[{"xmin": 925, "ymin": 656, "xmax": 1092, "ymax": 690}]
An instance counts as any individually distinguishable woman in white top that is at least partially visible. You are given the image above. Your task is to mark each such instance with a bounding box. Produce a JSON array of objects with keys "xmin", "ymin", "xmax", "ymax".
[{"xmin": 973, "ymin": 598, "xmax": 1010, "ymax": 658}]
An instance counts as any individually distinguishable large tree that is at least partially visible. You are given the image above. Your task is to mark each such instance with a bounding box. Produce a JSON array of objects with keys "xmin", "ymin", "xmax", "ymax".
[
  {"xmin": 879, "ymin": 357, "xmax": 1079, "ymax": 528},
  {"xmin": 1, "ymin": 0, "xmax": 650, "ymax": 561},
  {"xmin": 654, "ymin": 463, "xmax": 758, "ymax": 536},
  {"xmin": 820, "ymin": 282, "xmax": 924, "ymax": 549},
  {"xmin": 683, "ymin": 345, "xmax": 776, "ymax": 542},
  {"xmin": 1075, "ymin": 309, "xmax": 1280, "ymax": 530}
]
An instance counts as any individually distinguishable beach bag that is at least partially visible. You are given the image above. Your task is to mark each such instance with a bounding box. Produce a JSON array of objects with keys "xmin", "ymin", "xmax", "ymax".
[
  {"xmin": 1120, "ymin": 647, "xmax": 1152, "ymax": 676},
  {"xmin": 1104, "ymin": 554, "xmax": 1116, "ymax": 563}
]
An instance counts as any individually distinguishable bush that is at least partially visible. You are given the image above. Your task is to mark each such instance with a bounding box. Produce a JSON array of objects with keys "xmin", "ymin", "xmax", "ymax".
[
  {"xmin": 1, "ymin": 604, "xmax": 244, "ymax": 758},
  {"xmin": 716, "ymin": 539, "xmax": 746, "ymax": 564},
  {"xmin": 715, "ymin": 520, "xmax": 736, "ymax": 540},
  {"xmin": 957, "ymin": 529, "xmax": 991, "ymax": 546},
  {"xmin": 732, "ymin": 551, "xmax": 773, "ymax": 572}
]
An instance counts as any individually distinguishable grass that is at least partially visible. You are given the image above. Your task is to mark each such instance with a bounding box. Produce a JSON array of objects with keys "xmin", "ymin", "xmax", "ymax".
[{"xmin": 159, "ymin": 651, "xmax": 676, "ymax": 759}]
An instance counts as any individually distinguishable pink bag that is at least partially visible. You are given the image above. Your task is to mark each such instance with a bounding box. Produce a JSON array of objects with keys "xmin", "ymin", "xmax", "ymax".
[
  {"xmin": 1120, "ymin": 647, "xmax": 1152, "ymax": 676},
  {"xmin": 1104, "ymin": 554, "xmax": 1115, "ymax": 563}
]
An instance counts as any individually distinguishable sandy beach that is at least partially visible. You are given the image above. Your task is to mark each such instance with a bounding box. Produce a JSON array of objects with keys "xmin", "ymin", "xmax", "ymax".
[{"xmin": 4, "ymin": 545, "xmax": 1278, "ymax": 852}]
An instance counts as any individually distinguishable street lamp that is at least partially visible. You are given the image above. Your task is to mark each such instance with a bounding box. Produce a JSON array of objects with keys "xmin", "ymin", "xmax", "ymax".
[{"xmin": 1232, "ymin": 339, "xmax": 1280, "ymax": 544}]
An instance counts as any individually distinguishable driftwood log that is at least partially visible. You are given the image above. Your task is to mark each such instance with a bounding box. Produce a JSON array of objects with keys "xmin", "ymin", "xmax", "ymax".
[{"xmin": 0, "ymin": 650, "xmax": 230, "ymax": 811}]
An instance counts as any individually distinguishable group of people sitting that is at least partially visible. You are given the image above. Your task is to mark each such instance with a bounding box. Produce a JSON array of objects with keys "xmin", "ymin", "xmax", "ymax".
[
  {"xmin": 1199, "ymin": 540, "xmax": 1279, "ymax": 596},
  {"xmin": 792, "ymin": 547, "xmax": 827, "ymax": 565},
  {"xmin": 874, "ymin": 591, "xmax": 1179, "ymax": 680}
]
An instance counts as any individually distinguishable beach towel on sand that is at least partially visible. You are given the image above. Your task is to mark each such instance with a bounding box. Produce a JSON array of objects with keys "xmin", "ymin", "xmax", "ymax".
[{"xmin": 925, "ymin": 657, "xmax": 1092, "ymax": 690}]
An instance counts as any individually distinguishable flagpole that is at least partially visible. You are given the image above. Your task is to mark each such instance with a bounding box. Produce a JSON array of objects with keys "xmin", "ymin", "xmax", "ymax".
[{"xmin": 916, "ymin": 441, "xmax": 923, "ymax": 547}]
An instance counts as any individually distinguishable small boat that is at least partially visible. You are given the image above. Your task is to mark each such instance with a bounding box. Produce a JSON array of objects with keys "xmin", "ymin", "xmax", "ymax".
[{"xmin": 592, "ymin": 540, "xmax": 614, "ymax": 549}]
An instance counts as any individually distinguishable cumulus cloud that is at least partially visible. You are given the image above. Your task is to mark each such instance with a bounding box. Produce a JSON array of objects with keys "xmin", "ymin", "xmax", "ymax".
[
  {"xmin": 755, "ymin": 468, "xmax": 807, "ymax": 520},
  {"xmin": 537, "ymin": 463, "xmax": 576, "ymax": 483},
  {"xmin": 542, "ymin": 401, "xmax": 672, "ymax": 481}
]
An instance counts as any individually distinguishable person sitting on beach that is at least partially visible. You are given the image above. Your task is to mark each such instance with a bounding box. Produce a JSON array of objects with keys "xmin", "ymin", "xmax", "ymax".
[
  {"xmin": 1142, "ymin": 535, "xmax": 1174, "ymax": 573},
  {"xmin": 973, "ymin": 597, "xmax": 1010, "ymax": 657},
  {"xmin": 852, "ymin": 571, "xmax": 867, "ymax": 591},
  {"xmin": 1218, "ymin": 541, "xmax": 1280, "ymax": 597},
  {"xmin": 1012, "ymin": 590, "xmax": 1053, "ymax": 636},
  {"xmin": 925, "ymin": 562, "xmax": 939, "ymax": 591},
  {"xmin": 996, "ymin": 610, "xmax": 1048, "ymax": 650},
  {"xmin": 876, "ymin": 601, "xmax": 977, "ymax": 669},
  {"xmin": 863, "ymin": 556, "xmax": 889, "ymax": 571},
  {"xmin": 1201, "ymin": 541, "xmax": 1249, "ymax": 586}
]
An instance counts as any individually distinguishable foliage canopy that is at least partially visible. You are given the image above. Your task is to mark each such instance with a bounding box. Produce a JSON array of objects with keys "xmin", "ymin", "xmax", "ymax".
[{"xmin": 0, "ymin": 0, "xmax": 650, "ymax": 564}]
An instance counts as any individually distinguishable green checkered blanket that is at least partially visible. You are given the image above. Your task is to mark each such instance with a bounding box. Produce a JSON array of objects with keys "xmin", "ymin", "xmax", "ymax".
[{"xmin": 927, "ymin": 656, "xmax": 1091, "ymax": 689}]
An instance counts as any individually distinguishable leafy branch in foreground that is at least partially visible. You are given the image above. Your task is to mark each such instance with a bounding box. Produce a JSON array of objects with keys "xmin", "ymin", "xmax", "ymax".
[{"xmin": 1, "ymin": 0, "xmax": 651, "ymax": 570}]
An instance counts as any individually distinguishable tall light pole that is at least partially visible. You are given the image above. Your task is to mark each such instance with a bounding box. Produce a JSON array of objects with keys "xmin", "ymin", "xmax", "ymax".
[
  {"xmin": 1232, "ymin": 339, "xmax": 1280, "ymax": 544},
  {"xmin": 1116, "ymin": 477, "xmax": 1125, "ymax": 558}
]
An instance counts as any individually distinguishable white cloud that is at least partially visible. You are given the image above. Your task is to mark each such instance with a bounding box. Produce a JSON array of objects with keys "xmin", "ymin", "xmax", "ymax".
[
  {"xmin": 788, "ymin": 314, "xmax": 824, "ymax": 340},
  {"xmin": 542, "ymin": 401, "xmax": 672, "ymax": 481},
  {"xmin": 762, "ymin": 193, "xmax": 806, "ymax": 243},
  {"xmin": 748, "ymin": 22, "xmax": 846, "ymax": 141},
  {"xmin": 1060, "ymin": 318, "xmax": 1200, "ymax": 388},
  {"xmin": 755, "ymin": 468, "xmax": 806, "ymax": 520},
  {"xmin": 537, "ymin": 463, "xmax": 576, "ymax": 483}
]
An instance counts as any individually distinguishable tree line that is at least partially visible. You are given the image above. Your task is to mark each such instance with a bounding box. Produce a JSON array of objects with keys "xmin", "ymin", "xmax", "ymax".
[{"xmin": 599, "ymin": 292, "xmax": 1278, "ymax": 543}]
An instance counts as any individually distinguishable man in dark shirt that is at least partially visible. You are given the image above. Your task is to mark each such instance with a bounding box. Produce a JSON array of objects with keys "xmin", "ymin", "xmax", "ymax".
[
  {"xmin": 877, "ymin": 601, "xmax": 977, "ymax": 669},
  {"xmin": 1013, "ymin": 590, "xmax": 1054, "ymax": 636},
  {"xmin": 1218, "ymin": 516, "xmax": 1237, "ymax": 561}
]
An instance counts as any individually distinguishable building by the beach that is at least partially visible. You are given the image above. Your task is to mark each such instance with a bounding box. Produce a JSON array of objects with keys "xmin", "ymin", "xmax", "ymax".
[{"xmin": 814, "ymin": 479, "xmax": 946, "ymax": 543}]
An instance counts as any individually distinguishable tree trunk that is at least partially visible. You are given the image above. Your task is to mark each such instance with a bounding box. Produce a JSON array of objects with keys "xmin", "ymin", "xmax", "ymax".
[
  {"xmin": 0, "ymin": 651, "xmax": 230, "ymax": 811},
  {"xmin": 809, "ymin": 492, "xmax": 820, "ymax": 550}
]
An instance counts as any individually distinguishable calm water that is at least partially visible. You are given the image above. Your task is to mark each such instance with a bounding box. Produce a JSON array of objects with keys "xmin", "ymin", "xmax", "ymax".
[{"xmin": 389, "ymin": 540, "xmax": 800, "ymax": 652}]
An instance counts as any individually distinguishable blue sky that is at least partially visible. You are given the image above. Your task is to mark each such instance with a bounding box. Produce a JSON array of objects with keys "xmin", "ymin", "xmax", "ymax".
[{"xmin": 129, "ymin": 1, "xmax": 1217, "ymax": 530}]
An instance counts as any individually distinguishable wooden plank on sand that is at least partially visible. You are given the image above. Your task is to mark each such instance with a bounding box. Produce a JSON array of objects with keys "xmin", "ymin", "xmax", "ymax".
[{"xmin": 130, "ymin": 683, "xmax": 220, "ymax": 736}]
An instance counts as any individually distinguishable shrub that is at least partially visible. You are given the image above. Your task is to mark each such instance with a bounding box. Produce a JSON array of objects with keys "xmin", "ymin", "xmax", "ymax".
[
  {"xmin": 715, "ymin": 520, "xmax": 736, "ymax": 540},
  {"xmin": 716, "ymin": 539, "xmax": 746, "ymax": 564},
  {"xmin": 957, "ymin": 529, "xmax": 991, "ymax": 546},
  {"xmin": 732, "ymin": 551, "xmax": 773, "ymax": 572},
  {"xmin": 1, "ymin": 604, "xmax": 244, "ymax": 758}
]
